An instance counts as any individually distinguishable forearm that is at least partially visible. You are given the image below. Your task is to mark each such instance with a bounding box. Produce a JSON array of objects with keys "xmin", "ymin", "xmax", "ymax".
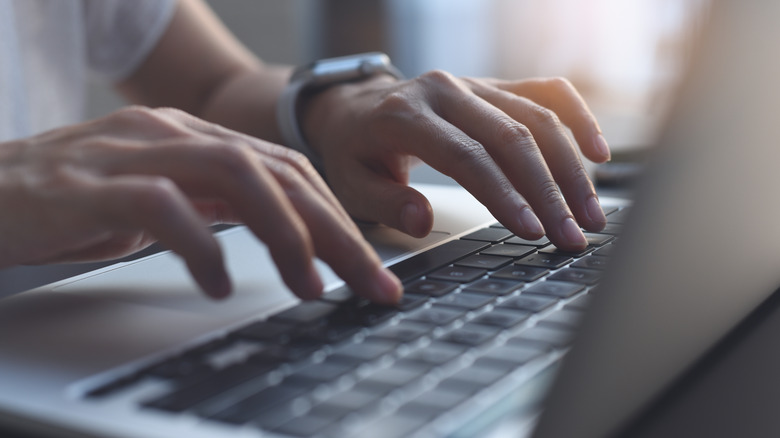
[{"xmin": 197, "ymin": 64, "xmax": 292, "ymax": 145}]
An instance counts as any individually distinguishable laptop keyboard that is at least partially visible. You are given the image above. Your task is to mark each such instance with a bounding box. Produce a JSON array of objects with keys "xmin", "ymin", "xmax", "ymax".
[{"xmin": 86, "ymin": 206, "xmax": 626, "ymax": 437}]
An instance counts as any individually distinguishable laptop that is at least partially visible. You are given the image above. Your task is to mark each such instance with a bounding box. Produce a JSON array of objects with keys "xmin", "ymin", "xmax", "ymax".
[{"xmin": 2, "ymin": 1, "xmax": 779, "ymax": 437}]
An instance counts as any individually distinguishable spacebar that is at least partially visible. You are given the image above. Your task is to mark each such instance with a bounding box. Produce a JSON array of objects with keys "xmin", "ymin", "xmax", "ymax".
[{"xmin": 389, "ymin": 239, "xmax": 489, "ymax": 283}]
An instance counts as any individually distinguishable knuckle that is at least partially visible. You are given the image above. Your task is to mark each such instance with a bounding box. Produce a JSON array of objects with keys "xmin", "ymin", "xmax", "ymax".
[
  {"xmin": 496, "ymin": 121, "xmax": 533, "ymax": 147},
  {"xmin": 546, "ymin": 76, "xmax": 575, "ymax": 93},
  {"xmin": 277, "ymin": 147, "xmax": 317, "ymax": 175},
  {"xmin": 211, "ymin": 142, "xmax": 255, "ymax": 178},
  {"xmin": 134, "ymin": 177, "xmax": 179, "ymax": 212},
  {"xmin": 418, "ymin": 69, "xmax": 457, "ymax": 89},
  {"xmin": 538, "ymin": 178, "xmax": 564, "ymax": 206}
]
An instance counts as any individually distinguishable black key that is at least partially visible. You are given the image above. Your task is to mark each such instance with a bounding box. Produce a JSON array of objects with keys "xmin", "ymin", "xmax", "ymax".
[
  {"xmin": 435, "ymin": 292, "xmax": 495, "ymax": 310},
  {"xmin": 538, "ymin": 245, "xmax": 593, "ymax": 258},
  {"xmin": 270, "ymin": 301, "xmax": 338, "ymax": 325},
  {"xmin": 455, "ymin": 254, "xmax": 513, "ymax": 270},
  {"xmin": 251, "ymin": 403, "xmax": 308, "ymax": 431},
  {"xmin": 406, "ymin": 306, "xmax": 466, "ymax": 325},
  {"xmin": 565, "ymin": 293, "xmax": 592, "ymax": 310},
  {"xmin": 233, "ymin": 320, "xmax": 296, "ymax": 343},
  {"xmin": 396, "ymin": 293, "xmax": 429, "ymax": 311},
  {"xmin": 515, "ymin": 253, "xmax": 572, "ymax": 269},
  {"xmin": 330, "ymin": 299, "xmax": 399, "ymax": 327},
  {"xmin": 330, "ymin": 339, "xmax": 397, "ymax": 363},
  {"xmin": 548, "ymin": 268, "xmax": 601, "ymax": 286},
  {"xmin": 399, "ymin": 387, "xmax": 472, "ymax": 417},
  {"xmin": 464, "ymin": 278, "xmax": 522, "ymax": 296},
  {"xmin": 472, "ymin": 309, "xmax": 530, "ymax": 329},
  {"xmin": 361, "ymin": 362, "xmax": 429, "ymax": 390},
  {"xmin": 405, "ymin": 342, "xmax": 467, "ymax": 365},
  {"xmin": 143, "ymin": 363, "xmax": 269, "ymax": 413},
  {"xmin": 208, "ymin": 382, "xmax": 308, "ymax": 425},
  {"xmin": 299, "ymin": 323, "xmax": 362, "ymax": 344},
  {"xmin": 253, "ymin": 338, "xmax": 323, "ymax": 362},
  {"xmin": 539, "ymin": 308, "xmax": 585, "ymax": 329},
  {"xmin": 145, "ymin": 357, "xmax": 213, "ymax": 383},
  {"xmin": 489, "ymin": 222, "xmax": 506, "ymax": 229},
  {"xmin": 592, "ymin": 244, "xmax": 616, "ymax": 257},
  {"xmin": 510, "ymin": 325, "xmax": 575, "ymax": 350},
  {"xmin": 370, "ymin": 322, "xmax": 433, "ymax": 343},
  {"xmin": 591, "ymin": 223, "xmax": 622, "ymax": 235},
  {"xmin": 503, "ymin": 236, "xmax": 551, "ymax": 248},
  {"xmin": 498, "ymin": 295, "xmax": 557, "ymax": 313},
  {"xmin": 350, "ymin": 415, "xmax": 429, "ymax": 438},
  {"xmin": 491, "ymin": 265, "xmax": 549, "ymax": 282},
  {"xmin": 318, "ymin": 387, "xmax": 381, "ymax": 411},
  {"xmin": 389, "ymin": 239, "xmax": 489, "ymax": 283},
  {"xmin": 319, "ymin": 286, "xmax": 355, "ymax": 303},
  {"xmin": 583, "ymin": 233, "xmax": 615, "ymax": 247},
  {"xmin": 427, "ymin": 265, "xmax": 486, "ymax": 283},
  {"xmin": 441, "ymin": 365, "xmax": 509, "ymax": 391},
  {"xmin": 478, "ymin": 344, "xmax": 545, "ymax": 367},
  {"xmin": 405, "ymin": 279, "xmax": 458, "ymax": 297},
  {"xmin": 572, "ymin": 256, "xmax": 610, "ymax": 271},
  {"xmin": 606, "ymin": 207, "xmax": 631, "ymax": 224},
  {"xmin": 460, "ymin": 227, "xmax": 513, "ymax": 243},
  {"xmin": 441, "ymin": 323, "xmax": 501, "ymax": 346},
  {"xmin": 524, "ymin": 281, "xmax": 584, "ymax": 299},
  {"xmin": 288, "ymin": 360, "xmax": 356, "ymax": 383},
  {"xmin": 481, "ymin": 244, "xmax": 536, "ymax": 259},
  {"xmin": 273, "ymin": 415, "xmax": 335, "ymax": 437}
]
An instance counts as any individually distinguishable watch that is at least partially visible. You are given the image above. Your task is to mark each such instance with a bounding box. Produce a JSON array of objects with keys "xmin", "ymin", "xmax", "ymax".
[{"xmin": 276, "ymin": 52, "xmax": 404, "ymax": 166}]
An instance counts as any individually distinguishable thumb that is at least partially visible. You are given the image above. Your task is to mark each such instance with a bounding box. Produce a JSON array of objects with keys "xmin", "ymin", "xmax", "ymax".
[{"xmin": 335, "ymin": 166, "xmax": 434, "ymax": 238}]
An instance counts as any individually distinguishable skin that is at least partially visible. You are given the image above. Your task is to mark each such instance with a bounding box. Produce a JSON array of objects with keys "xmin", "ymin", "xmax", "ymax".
[{"xmin": 0, "ymin": 0, "xmax": 610, "ymax": 304}]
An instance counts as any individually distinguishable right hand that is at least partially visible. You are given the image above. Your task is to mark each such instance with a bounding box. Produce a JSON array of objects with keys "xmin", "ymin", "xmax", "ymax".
[{"xmin": 0, "ymin": 107, "xmax": 401, "ymax": 303}]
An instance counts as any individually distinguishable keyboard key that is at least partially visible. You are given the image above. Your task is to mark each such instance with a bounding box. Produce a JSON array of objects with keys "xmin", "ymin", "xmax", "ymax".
[
  {"xmin": 592, "ymin": 244, "xmax": 616, "ymax": 257},
  {"xmin": 389, "ymin": 240, "xmax": 489, "ymax": 283},
  {"xmin": 405, "ymin": 342, "xmax": 467, "ymax": 365},
  {"xmin": 510, "ymin": 325, "xmax": 575, "ymax": 350},
  {"xmin": 515, "ymin": 253, "xmax": 572, "ymax": 269},
  {"xmin": 361, "ymin": 362, "xmax": 429, "ymax": 390},
  {"xmin": 441, "ymin": 323, "xmax": 501, "ymax": 346},
  {"xmin": 571, "ymin": 256, "xmax": 610, "ymax": 270},
  {"xmin": 498, "ymin": 295, "xmax": 557, "ymax": 313},
  {"xmin": 472, "ymin": 309, "xmax": 530, "ymax": 329},
  {"xmin": 565, "ymin": 293, "xmax": 592, "ymax": 310},
  {"xmin": 455, "ymin": 254, "xmax": 513, "ymax": 270},
  {"xmin": 441, "ymin": 364, "xmax": 509, "ymax": 392},
  {"xmin": 143, "ymin": 363, "xmax": 269, "ymax": 413},
  {"xmin": 370, "ymin": 322, "xmax": 433, "ymax": 343},
  {"xmin": 464, "ymin": 278, "xmax": 523, "ymax": 296},
  {"xmin": 399, "ymin": 386, "xmax": 472, "ymax": 417},
  {"xmin": 435, "ymin": 292, "xmax": 495, "ymax": 311},
  {"xmin": 288, "ymin": 360, "xmax": 356, "ymax": 383},
  {"xmin": 270, "ymin": 301, "xmax": 339, "ymax": 325},
  {"xmin": 350, "ymin": 414, "xmax": 428, "ymax": 438},
  {"xmin": 406, "ymin": 306, "xmax": 466, "ymax": 326},
  {"xmin": 583, "ymin": 233, "xmax": 615, "ymax": 247},
  {"xmin": 503, "ymin": 236, "xmax": 551, "ymax": 248},
  {"xmin": 427, "ymin": 265, "xmax": 486, "ymax": 283},
  {"xmin": 234, "ymin": 320, "xmax": 296, "ymax": 343},
  {"xmin": 208, "ymin": 382, "xmax": 309, "ymax": 425},
  {"xmin": 265, "ymin": 411, "xmax": 333, "ymax": 435},
  {"xmin": 538, "ymin": 245, "xmax": 593, "ymax": 258},
  {"xmin": 460, "ymin": 227, "xmax": 513, "ymax": 243},
  {"xmin": 405, "ymin": 279, "xmax": 458, "ymax": 297},
  {"xmin": 331, "ymin": 300, "xmax": 398, "ymax": 327},
  {"xmin": 491, "ymin": 265, "xmax": 549, "ymax": 282},
  {"xmin": 477, "ymin": 344, "xmax": 545, "ymax": 367},
  {"xmin": 591, "ymin": 223, "xmax": 622, "ymax": 235},
  {"xmin": 539, "ymin": 308, "xmax": 586, "ymax": 329},
  {"xmin": 396, "ymin": 293, "xmax": 429, "ymax": 311},
  {"xmin": 548, "ymin": 268, "xmax": 601, "ymax": 285},
  {"xmin": 481, "ymin": 244, "xmax": 537, "ymax": 259},
  {"xmin": 524, "ymin": 281, "xmax": 584, "ymax": 299},
  {"xmin": 330, "ymin": 340, "xmax": 397, "ymax": 363}
]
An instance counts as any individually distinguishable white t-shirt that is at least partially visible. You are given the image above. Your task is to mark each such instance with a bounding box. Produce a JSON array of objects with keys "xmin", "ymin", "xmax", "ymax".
[{"xmin": 0, "ymin": 0, "xmax": 175, "ymax": 142}]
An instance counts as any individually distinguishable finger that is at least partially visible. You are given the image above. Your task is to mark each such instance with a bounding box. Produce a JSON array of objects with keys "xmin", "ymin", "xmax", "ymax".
[
  {"xmin": 109, "ymin": 140, "xmax": 325, "ymax": 300},
  {"xmin": 262, "ymin": 155, "xmax": 402, "ymax": 304},
  {"xmin": 332, "ymin": 163, "xmax": 434, "ymax": 238},
  {"xmin": 94, "ymin": 175, "xmax": 231, "ymax": 299},
  {"xmin": 389, "ymin": 108, "xmax": 547, "ymax": 242},
  {"xmin": 467, "ymin": 83, "xmax": 607, "ymax": 231},
  {"xmin": 490, "ymin": 77, "xmax": 611, "ymax": 162},
  {"xmin": 430, "ymin": 88, "xmax": 588, "ymax": 250}
]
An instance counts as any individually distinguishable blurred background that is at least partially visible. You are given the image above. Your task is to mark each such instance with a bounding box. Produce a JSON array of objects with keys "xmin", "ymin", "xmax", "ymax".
[{"xmin": 2, "ymin": 0, "xmax": 709, "ymax": 295}]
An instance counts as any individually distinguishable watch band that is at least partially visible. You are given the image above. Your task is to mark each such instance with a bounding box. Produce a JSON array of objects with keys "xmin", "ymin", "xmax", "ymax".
[{"xmin": 276, "ymin": 52, "xmax": 404, "ymax": 168}]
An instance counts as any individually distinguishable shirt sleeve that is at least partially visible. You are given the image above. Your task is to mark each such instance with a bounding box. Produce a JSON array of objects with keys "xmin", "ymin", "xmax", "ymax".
[{"xmin": 82, "ymin": 0, "xmax": 176, "ymax": 82}]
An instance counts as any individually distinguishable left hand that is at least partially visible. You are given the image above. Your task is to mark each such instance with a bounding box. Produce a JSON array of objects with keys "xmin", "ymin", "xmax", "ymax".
[{"xmin": 301, "ymin": 71, "xmax": 611, "ymax": 252}]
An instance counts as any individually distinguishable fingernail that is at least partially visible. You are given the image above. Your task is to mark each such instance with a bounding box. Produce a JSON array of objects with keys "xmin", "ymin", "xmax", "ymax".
[
  {"xmin": 561, "ymin": 217, "xmax": 587, "ymax": 248},
  {"xmin": 585, "ymin": 195, "xmax": 607, "ymax": 226},
  {"xmin": 594, "ymin": 134, "xmax": 611, "ymax": 161},
  {"xmin": 519, "ymin": 206, "xmax": 545, "ymax": 237},
  {"xmin": 401, "ymin": 202, "xmax": 420, "ymax": 235},
  {"xmin": 375, "ymin": 267, "xmax": 403, "ymax": 304}
]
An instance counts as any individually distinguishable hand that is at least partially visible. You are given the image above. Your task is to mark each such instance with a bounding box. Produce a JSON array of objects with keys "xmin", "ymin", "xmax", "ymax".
[
  {"xmin": 302, "ymin": 72, "xmax": 611, "ymax": 251},
  {"xmin": 0, "ymin": 107, "xmax": 401, "ymax": 303}
]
